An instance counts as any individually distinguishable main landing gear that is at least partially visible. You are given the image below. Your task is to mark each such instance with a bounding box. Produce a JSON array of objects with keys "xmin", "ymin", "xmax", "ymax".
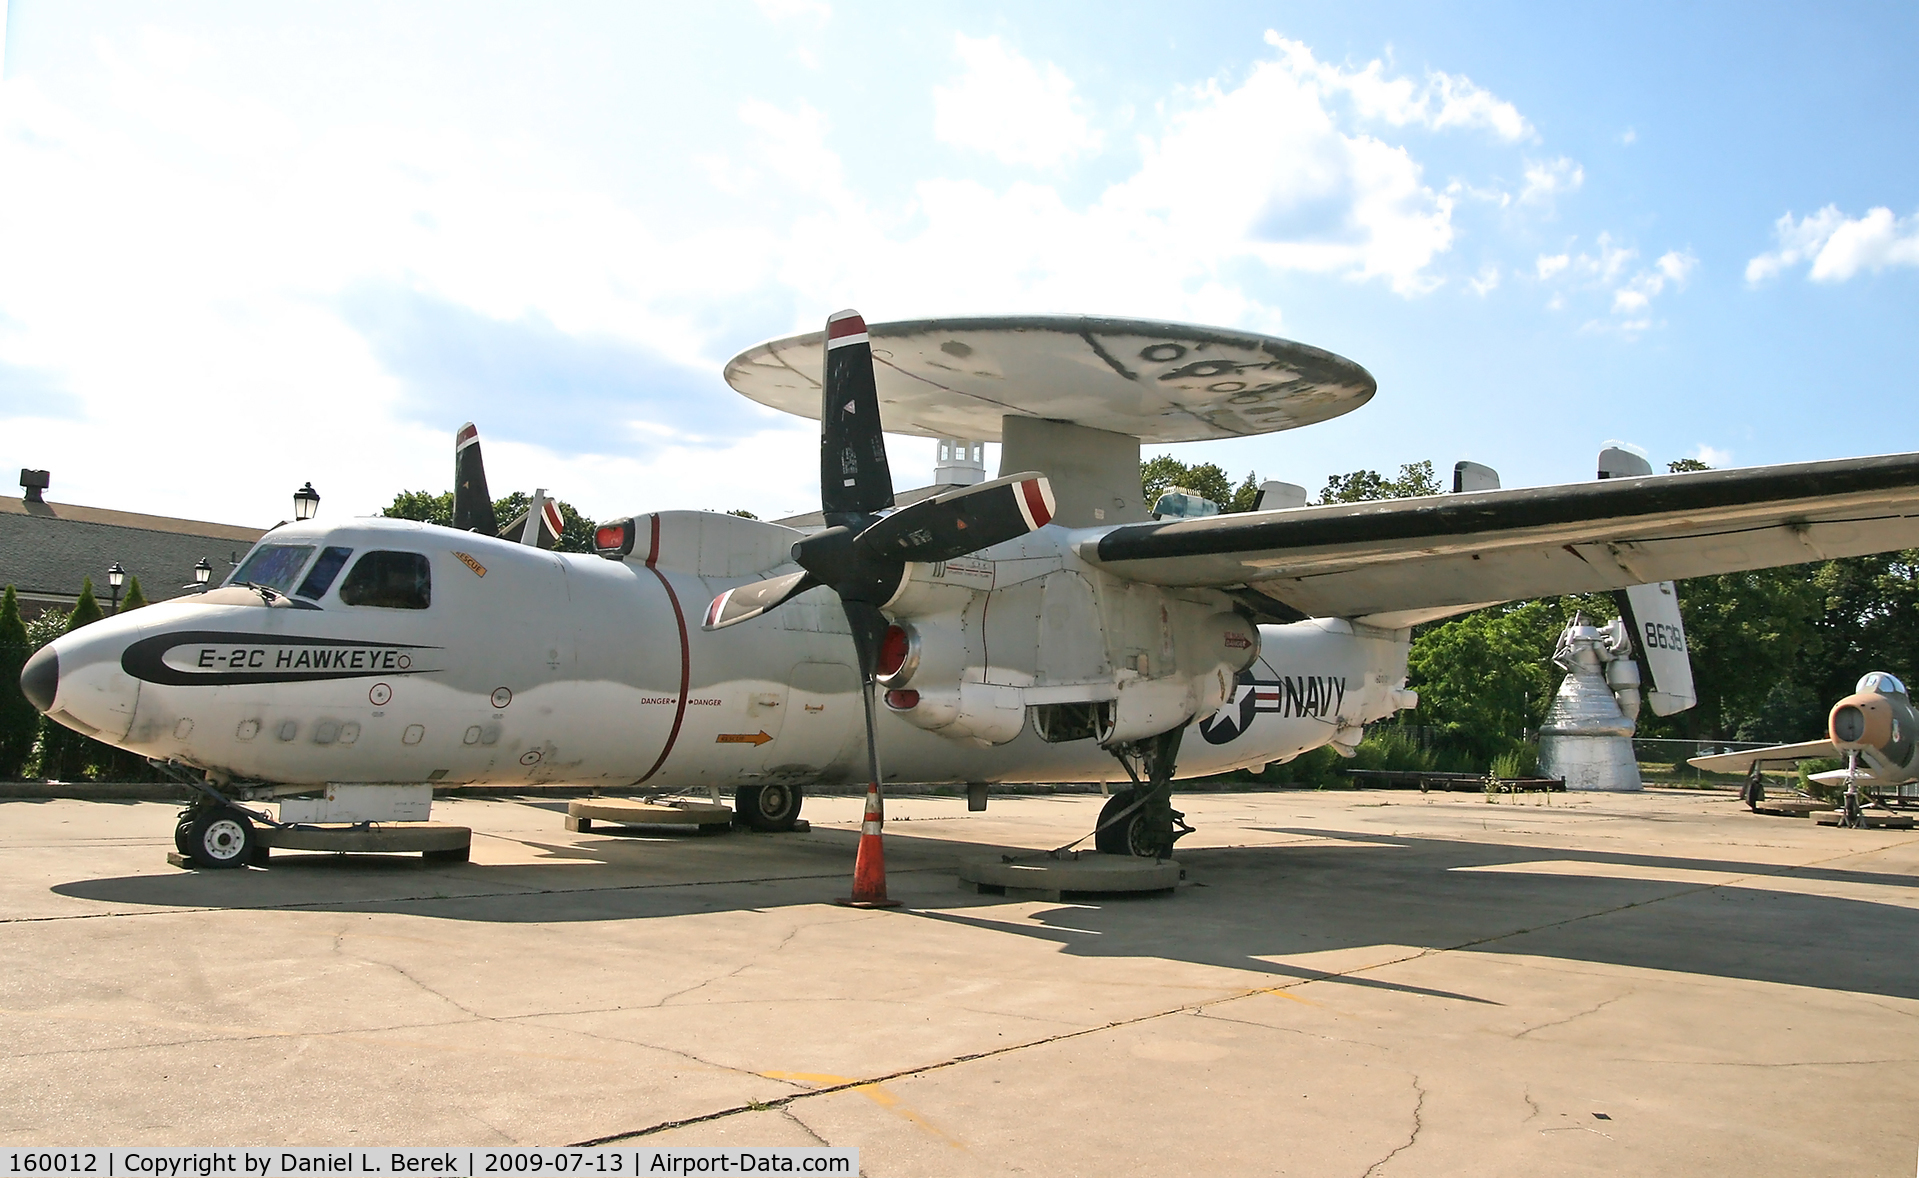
[
  {"xmin": 734, "ymin": 783, "xmax": 805, "ymax": 832},
  {"xmin": 1097, "ymin": 729, "xmax": 1191, "ymax": 859}
]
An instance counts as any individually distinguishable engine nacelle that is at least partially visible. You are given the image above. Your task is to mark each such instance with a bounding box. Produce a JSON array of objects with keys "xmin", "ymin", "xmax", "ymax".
[
  {"xmin": 878, "ymin": 554, "xmax": 1263, "ymax": 750},
  {"xmin": 884, "ymin": 680, "xmax": 1026, "ymax": 746}
]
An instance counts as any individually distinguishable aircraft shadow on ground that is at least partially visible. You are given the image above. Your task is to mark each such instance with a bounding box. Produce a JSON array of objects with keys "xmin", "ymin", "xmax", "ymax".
[{"xmin": 50, "ymin": 820, "xmax": 1919, "ymax": 1003}]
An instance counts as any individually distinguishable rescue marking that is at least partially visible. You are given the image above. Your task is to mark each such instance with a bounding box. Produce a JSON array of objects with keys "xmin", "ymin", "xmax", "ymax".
[
  {"xmin": 452, "ymin": 550, "xmax": 487, "ymax": 577},
  {"xmin": 716, "ymin": 731, "xmax": 774, "ymax": 746}
]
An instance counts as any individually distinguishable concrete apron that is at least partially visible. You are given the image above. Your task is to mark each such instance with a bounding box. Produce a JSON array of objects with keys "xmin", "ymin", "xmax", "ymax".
[{"xmin": 1, "ymin": 788, "xmax": 1917, "ymax": 1177}]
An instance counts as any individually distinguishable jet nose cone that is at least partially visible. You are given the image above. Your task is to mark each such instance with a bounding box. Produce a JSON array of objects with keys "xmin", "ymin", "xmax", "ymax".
[{"xmin": 20, "ymin": 645, "xmax": 57, "ymax": 714}]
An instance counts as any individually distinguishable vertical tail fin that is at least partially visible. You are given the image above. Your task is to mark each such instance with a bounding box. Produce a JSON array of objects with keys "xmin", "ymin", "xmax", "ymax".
[{"xmin": 453, "ymin": 423, "xmax": 500, "ymax": 537}]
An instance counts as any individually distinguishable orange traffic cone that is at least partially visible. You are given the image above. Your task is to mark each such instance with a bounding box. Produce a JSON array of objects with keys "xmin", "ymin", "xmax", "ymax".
[{"xmin": 837, "ymin": 781, "xmax": 901, "ymax": 908}]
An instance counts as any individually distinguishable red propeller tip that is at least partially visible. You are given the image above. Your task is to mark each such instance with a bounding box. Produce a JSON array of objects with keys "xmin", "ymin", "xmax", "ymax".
[
  {"xmin": 826, "ymin": 310, "xmax": 869, "ymax": 347},
  {"xmin": 1017, "ymin": 478, "xmax": 1054, "ymax": 529}
]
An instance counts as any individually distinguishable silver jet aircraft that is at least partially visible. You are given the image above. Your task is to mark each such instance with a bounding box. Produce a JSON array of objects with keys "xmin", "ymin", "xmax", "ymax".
[{"xmin": 23, "ymin": 311, "xmax": 1919, "ymax": 866}]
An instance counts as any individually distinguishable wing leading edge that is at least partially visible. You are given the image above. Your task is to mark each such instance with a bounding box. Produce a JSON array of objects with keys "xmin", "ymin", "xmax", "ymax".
[
  {"xmin": 1079, "ymin": 452, "xmax": 1919, "ymax": 623},
  {"xmin": 1686, "ymin": 740, "xmax": 1840, "ymax": 775}
]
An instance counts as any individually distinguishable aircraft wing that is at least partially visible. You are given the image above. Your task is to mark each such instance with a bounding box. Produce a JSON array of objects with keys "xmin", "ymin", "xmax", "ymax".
[
  {"xmin": 1686, "ymin": 740, "xmax": 1839, "ymax": 775},
  {"xmin": 1078, "ymin": 452, "xmax": 1919, "ymax": 625}
]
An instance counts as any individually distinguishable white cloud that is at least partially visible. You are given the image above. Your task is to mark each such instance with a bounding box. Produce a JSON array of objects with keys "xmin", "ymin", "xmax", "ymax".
[
  {"xmin": 1519, "ymin": 156, "xmax": 1583, "ymax": 205},
  {"xmin": 1618, "ymin": 127, "xmax": 1636, "ymax": 145},
  {"xmin": 933, "ymin": 35, "xmax": 1100, "ymax": 168},
  {"xmin": 1612, "ymin": 251, "xmax": 1695, "ymax": 313},
  {"xmin": 1691, "ymin": 444, "xmax": 1732, "ymax": 467},
  {"xmin": 0, "ymin": 24, "xmax": 1558, "ymax": 524},
  {"xmin": 767, "ymin": 33, "xmax": 1473, "ymax": 309},
  {"xmin": 1265, "ymin": 32, "xmax": 1534, "ymax": 142},
  {"xmin": 1746, "ymin": 205, "xmax": 1919, "ymax": 283},
  {"xmin": 1536, "ymin": 235, "xmax": 1695, "ymax": 333}
]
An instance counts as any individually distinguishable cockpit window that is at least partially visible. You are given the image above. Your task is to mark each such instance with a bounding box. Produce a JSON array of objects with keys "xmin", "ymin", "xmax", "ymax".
[
  {"xmin": 230, "ymin": 544, "xmax": 315, "ymax": 594},
  {"xmin": 1858, "ymin": 671, "xmax": 1907, "ymax": 697},
  {"xmin": 295, "ymin": 546, "xmax": 354, "ymax": 600},
  {"xmin": 338, "ymin": 551, "xmax": 431, "ymax": 609}
]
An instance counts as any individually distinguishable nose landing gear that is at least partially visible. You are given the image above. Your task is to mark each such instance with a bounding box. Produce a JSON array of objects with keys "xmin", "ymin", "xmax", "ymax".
[{"xmin": 181, "ymin": 806, "xmax": 260, "ymax": 868}]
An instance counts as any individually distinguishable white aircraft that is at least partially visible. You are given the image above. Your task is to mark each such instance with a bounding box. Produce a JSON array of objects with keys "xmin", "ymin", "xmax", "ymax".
[{"xmin": 23, "ymin": 311, "xmax": 1919, "ymax": 867}]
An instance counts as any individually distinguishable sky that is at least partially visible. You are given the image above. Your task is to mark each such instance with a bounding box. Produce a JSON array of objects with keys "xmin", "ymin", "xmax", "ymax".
[{"xmin": 2, "ymin": 1, "xmax": 1916, "ymax": 527}]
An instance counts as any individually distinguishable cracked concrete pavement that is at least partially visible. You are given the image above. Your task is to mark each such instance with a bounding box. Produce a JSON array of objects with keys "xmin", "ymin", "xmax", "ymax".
[{"xmin": 3, "ymin": 787, "xmax": 1918, "ymax": 1174}]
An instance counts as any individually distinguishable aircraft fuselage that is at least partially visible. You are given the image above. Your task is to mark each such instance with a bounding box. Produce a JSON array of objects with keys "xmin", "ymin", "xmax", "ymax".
[{"xmin": 27, "ymin": 515, "xmax": 1414, "ymax": 794}]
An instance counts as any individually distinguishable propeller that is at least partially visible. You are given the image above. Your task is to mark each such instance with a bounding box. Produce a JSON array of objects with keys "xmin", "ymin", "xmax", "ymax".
[{"xmin": 701, "ymin": 309, "xmax": 1056, "ymax": 791}]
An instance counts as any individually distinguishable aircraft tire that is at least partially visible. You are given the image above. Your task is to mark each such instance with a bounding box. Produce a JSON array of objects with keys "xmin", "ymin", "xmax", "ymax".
[
  {"xmin": 735, "ymin": 783, "xmax": 803, "ymax": 832},
  {"xmin": 174, "ymin": 817, "xmax": 196, "ymax": 857},
  {"xmin": 1094, "ymin": 788, "xmax": 1156, "ymax": 857},
  {"xmin": 188, "ymin": 807, "xmax": 256, "ymax": 869}
]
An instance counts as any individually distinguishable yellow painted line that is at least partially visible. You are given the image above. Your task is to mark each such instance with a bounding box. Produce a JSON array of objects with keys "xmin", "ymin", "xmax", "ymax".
[{"xmin": 760, "ymin": 1071, "xmax": 965, "ymax": 1149}]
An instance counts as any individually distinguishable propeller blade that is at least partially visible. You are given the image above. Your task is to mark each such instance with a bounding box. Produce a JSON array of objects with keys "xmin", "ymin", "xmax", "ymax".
[
  {"xmin": 820, "ymin": 309, "xmax": 895, "ymax": 520},
  {"xmin": 857, "ymin": 472, "xmax": 1056, "ymax": 564},
  {"xmin": 452, "ymin": 422, "xmax": 500, "ymax": 537},
  {"xmin": 703, "ymin": 570, "xmax": 819, "ymax": 631}
]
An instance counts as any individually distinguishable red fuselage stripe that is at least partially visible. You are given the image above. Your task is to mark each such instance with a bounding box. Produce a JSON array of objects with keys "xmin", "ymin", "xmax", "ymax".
[{"xmin": 637, "ymin": 513, "xmax": 691, "ymax": 785}]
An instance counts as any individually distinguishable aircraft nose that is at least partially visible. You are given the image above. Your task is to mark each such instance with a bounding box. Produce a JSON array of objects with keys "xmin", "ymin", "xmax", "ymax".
[
  {"xmin": 32, "ymin": 621, "xmax": 142, "ymax": 741},
  {"xmin": 20, "ymin": 645, "xmax": 57, "ymax": 714}
]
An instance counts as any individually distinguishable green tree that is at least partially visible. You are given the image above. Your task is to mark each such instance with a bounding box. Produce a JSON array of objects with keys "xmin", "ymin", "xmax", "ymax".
[
  {"xmin": 0, "ymin": 587, "xmax": 35, "ymax": 779},
  {"xmin": 385, "ymin": 489, "xmax": 455, "ymax": 526},
  {"xmin": 1140, "ymin": 458, "xmax": 1263, "ymax": 512},
  {"xmin": 1794, "ymin": 551, "xmax": 1919, "ymax": 711},
  {"xmin": 68, "ymin": 577, "xmax": 103, "ymax": 630},
  {"xmin": 1657, "ymin": 566, "xmax": 1824, "ymax": 740},
  {"xmin": 1406, "ymin": 600, "xmax": 1562, "ymax": 763},
  {"xmin": 384, "ymin": 490, "xmax": 596, "ymax": 552},
  {"xmin": 120, "ymin": 575, "xmax": 148, "ymax": 612},
  {"xmin": 1316, "ymin": 460, "xmax": 1441, "ymax": 504}
]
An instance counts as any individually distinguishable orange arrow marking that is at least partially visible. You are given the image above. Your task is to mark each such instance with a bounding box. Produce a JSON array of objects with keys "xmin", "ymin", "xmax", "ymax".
[{"xmin": 716, "ymin": 731, "xmax": 774, "ymax": 746}]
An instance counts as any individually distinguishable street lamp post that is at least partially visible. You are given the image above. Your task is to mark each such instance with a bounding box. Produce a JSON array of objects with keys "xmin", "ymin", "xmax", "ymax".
[
  {"xmin": 106, "ymin": 562, "xmax": 125, "ymax": 615},
  {"xmin": 193, "ymin": 558, "xmax": 212, "ymax": 592},
  {"xmin": 294, "ymin": 482, "xmax": 320, "ymax": 521}
]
